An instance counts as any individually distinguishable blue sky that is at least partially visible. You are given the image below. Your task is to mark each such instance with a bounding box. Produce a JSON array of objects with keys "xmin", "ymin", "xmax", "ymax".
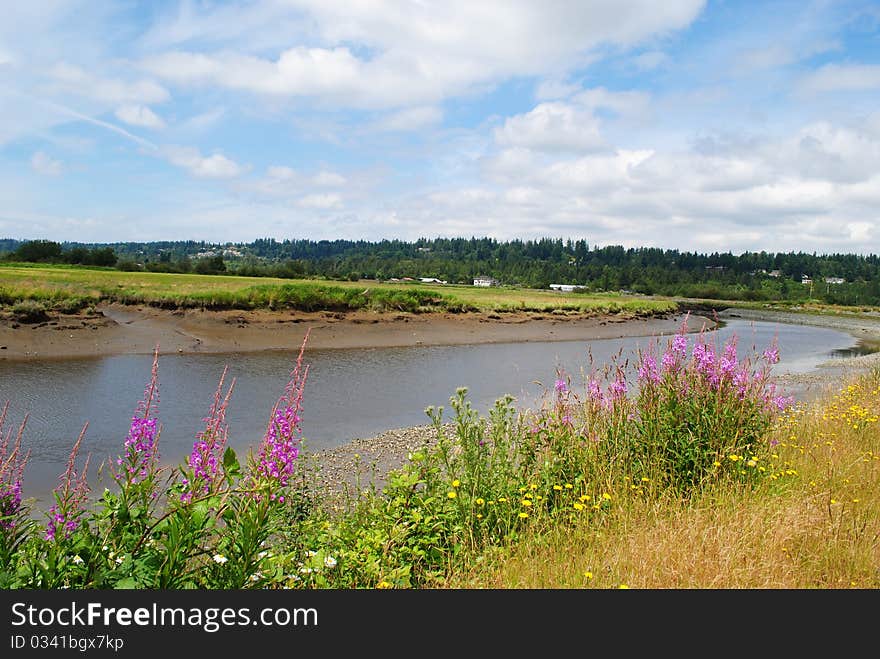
[{"xmin": 1, "ymin": 0, "xmax": 879, "ymax": 253}]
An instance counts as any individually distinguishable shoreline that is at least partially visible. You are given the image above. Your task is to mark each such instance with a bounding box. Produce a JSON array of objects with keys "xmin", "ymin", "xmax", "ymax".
[
  {"xmin": 13, "ymin": 305, "xmax": 880, "ymax": 501},
  {"xmin": 0, "ymin": 303, "xmax": 703, "ymax": 361},
  {"xmin": 306, "ymin": 307, "xmax": 880, "ymax": 495}
]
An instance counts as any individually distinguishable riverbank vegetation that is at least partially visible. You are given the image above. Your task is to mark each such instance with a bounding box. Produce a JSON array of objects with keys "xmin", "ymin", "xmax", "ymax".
[
  {"xmin": 5, "ymin": 236, "xmax": 880, "ymax": 307},
  {"xmin": 0, "ymin": 263, "xmax": 674, "ymax": 318},
  {"xmin": 2, "ymin": 319, "xmax": 876, "ymax": 589}
]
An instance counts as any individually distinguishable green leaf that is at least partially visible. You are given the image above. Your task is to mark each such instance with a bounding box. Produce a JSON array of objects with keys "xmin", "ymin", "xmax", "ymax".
[
  {"xmin": 223, "ymin": 446, "xmax": 241, "ymax": 482},
  {"xmin": 113, "ymin": 577, "xmax": 138, "ymax": 589}
]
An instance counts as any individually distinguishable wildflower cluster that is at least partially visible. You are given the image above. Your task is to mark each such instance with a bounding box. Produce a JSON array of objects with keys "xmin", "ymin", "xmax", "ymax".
[
  {"xmin": 45, "ymin": 426, "xmax": 91, "ymax": 542},
  {"xmin": 0, "ymin": 404, "xmax": 29, "ymax": 533},
  {"xmin": 181, "ymin": 367, "xmax": 235, "ymax": 503},
  {"xmin": 114, "ymin": 351, "xmax": 160, "ymax": 488},
  {"xmin": 250, "ymin": 331, "xmax": 310, "ymax": 498}
]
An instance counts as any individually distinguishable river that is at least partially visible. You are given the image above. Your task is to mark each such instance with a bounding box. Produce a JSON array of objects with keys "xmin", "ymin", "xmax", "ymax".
[{"xmin": 0, "ymin": 315, "xmax": 870, "ymax": 503}]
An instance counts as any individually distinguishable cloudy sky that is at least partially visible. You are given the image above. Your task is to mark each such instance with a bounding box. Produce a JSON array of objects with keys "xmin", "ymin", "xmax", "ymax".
[{"xmin": 1, "ymin": 0, "xmax": 879, "ymax": 253}]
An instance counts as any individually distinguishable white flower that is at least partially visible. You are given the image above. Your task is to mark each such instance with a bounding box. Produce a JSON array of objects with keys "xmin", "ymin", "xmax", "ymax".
[
  {"xmin": 212, "ymin": 554, "xmax": 228, "ymax": 564},
  {"xmin": 324, "ymin": 555, "xmax": 337, "ymax": 569},
  {"xmin": 71, "ymin": 556, "xmax": 84, "ymax": 565},
  {"xmin": 115, "ymin": 556, "xmax": 124, "ymax": 565},
  {"xmin": 306, "ymin": 550, "xmax": 317, "ymax": 557}
]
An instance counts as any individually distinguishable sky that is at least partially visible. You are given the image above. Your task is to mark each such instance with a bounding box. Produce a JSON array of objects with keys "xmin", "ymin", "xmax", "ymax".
[{"xmin": 1, "ymin": 0, "xmax": 879, "ymax": 254}]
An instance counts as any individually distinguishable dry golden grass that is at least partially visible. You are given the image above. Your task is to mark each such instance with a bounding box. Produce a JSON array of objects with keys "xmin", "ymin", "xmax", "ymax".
[{"xmin": 445, "ymin": 371, "xmax": 880, "ymax": 589}]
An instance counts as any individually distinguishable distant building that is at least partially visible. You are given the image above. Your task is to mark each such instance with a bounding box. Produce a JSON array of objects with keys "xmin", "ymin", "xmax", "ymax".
[
  {"xmin": 473, "ymin": 276, "xmax": 498, "ymax": 287},
  {"xmin": 420, "ymin": 277, "xmax": 447, "ymax": 284},
  {"xmin": 801, "ymin": 275, "xmax": 813, "ymax": 285},
  {"xmin": 768, "ymin": 270, "xmax": 782, "ymax": 278},
  {"xmin": 824, "ymin": 277, "xmax": 846, "ymax": 285},
  {"xmin": 549, "ymin": 284, "xmax": 586, "ymax": 292}
]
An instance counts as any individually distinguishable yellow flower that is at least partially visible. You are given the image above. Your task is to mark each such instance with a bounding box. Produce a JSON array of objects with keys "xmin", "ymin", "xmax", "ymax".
[
  {"xmin": 447, "ymin": 491, "xmax": 457, "ymax": 499},
  {"xmin": 602, "ymin": 493, "xmax": 612, "ymax": 501},
  {"xmin": 377, "ymin": 581, "xmax": 392, "ymax": 589},
  {"xmin": 713, "ymin": 461, "xmax": 722, "ymax": 467},
  {"xmin": 521, "ymin": 499, "xmax": 533, "ymax": 507},
  {"xmin": 475, "ymin": 498, "xmax": 485, "ymax": 505},
  {"xmin": 476, "ymin": 513, "xmax": 483, "ymax": 519},
  {"xmin": 498, "ymin": 497, "xmax": 507, "ymax": 503},
  {"xmin": 618, "ymin": 584, "xmax": 630, "ymax": 589},
  {"xmin": 564, "ymin": 483, "xmax": 573, "ymax": 489},
  {"xmin": 452, "ymin": 479, "xmax": 460, "ymax": 488},
  {"xmin": 553, "ymin": 484, "xmax": 563, "ymax": 491},
  {"xmin": 573, "ymin": 503, "xmax": 585, "ymax": 511},
  {"xmin": 584, "ymin": 571, "xmax": 593, "ymax": 579},
  {"xmin": 529, "ymin": 483, "xmax": 538, "ymax": 490},
  {"xmin": 518, "ymin": 512, "xmax": 529, "ymax": 519}
]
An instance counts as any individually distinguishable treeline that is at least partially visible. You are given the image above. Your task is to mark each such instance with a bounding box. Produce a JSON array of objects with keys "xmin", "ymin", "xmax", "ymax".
[
  {"xmin": 1, "ymin": 239, "xmax": 117, "ymax": 267},
  {"xmin": 4, "ymin": 236, "xmax": 880, "ymax": 306}
]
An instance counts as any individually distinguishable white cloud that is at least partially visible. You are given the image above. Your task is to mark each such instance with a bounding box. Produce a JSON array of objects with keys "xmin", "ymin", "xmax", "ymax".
[
  {"xmin": 312, "ymin": 171, "xmax": 346, "ymax": 187},
  {"xmin": 49, "ymin": 62, "xmax": 169, "ymax": 105},
  {"xmin": 493, "ymin": 89, "xmax": 649, "ymax": 155},
  {"xmin": 114, "ymin": 104, "xmax": 166, "ymax": 130},
  {"xmin": 298, "ymin": 193, "xmax": 343, "ymax": 209},
  {"xmin": 140, "ymin": 1, "xmax": 705, "ymax": 109},
  {"xmin": 162, "ymin": 145, "xmax": 246, "ymax": 178},
  {"xmin": 30, "ymin": 151, "xmax": 63, "ymax": 176},
  {"xmin": 797, "ymin": 63, "xmax": 880, "ymax": 95},
  {"xmin": 374, "ymin": 106, "xmax": 443, "ymax": 132},
  {"xmin": 495, "ymin": 102, "xmax": 605, "ymax": 153}
]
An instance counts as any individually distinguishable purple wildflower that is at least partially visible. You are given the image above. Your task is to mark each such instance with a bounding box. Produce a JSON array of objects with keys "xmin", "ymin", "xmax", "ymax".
[
  {"xmin": 182, "ymin": 367, "xmax": 235, "ymax": 503},
  {"xmin": 0, "ymin": 404, "xmax": 30, "ymax": 531},
  {"xmin": 638, "ymin": 354, "xmax": 661, "ymax": 384},
  {"xmin": 251, "ymin": 331, "xmax": 310, "ymax": 495},
  {"xmin": 587, "ymin": 379, "xmax": 604, "ymax": 404},
  {"xmin": 608, "ymin": 376, "xmax": 628, "ymax": 402},
  {"xmin": 772, "ymin": 395, "xmax": 794, "ymax": 411},
  {"xmin": 114, "ymin": 350, "xmax": 160, "ymax": 486},
  {"xmin": 554, "ymin": 378, "xmax": 568, "ymax": 395},
  {"xmin": 763, "ymin": 343, "xmax": 780, "ymax": 365},
  {"xmin": 45, "ymin": 424, "xmax": 91, "ymax": 542},
  {"xmin": 733, "ymin": 366, "xmax": 751, "ymax": 399},
  {"xmin": 692, "ymin": 341, "xmax": 715, "ymax": 376},
  {"xmin": 719, "ymin": 339, "xmax": 738, "ymax": 378},
  {"xmin": 662, "ymin": 330, "xmax": 689, "ymax": 373}
]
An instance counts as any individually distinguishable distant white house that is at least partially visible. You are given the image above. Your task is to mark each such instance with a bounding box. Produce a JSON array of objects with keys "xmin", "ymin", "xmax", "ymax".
[
  {"xmin": 768, "ymin": 269, "xmax": 782, "ymax": 278},
  {"xmin": 802, "ymin": 275, "xmax": 813, "ymax": 285},
  {"xmin": 473, "ymin": 276, "xmax": 498, "ymax": 287},
  {"xmin": 549, "ymin": 284, "xmax": 586, "ymax": 292},
  {"xmin": 420, "ymin": 277, "xmax": 447, "ymax": 284},
  {"xmin": 824, "ymin": 276, "xmax": 846, "ymax": 285}
]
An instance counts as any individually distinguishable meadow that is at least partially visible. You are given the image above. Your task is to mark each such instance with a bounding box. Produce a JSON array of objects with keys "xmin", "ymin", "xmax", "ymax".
[
  {"xmin": 0, "ymin": 263, "xmax": 675, "ymax": 317},
  {"xmin": 1, "ymin": 319, "xmax": 876, "ymax": 589}
]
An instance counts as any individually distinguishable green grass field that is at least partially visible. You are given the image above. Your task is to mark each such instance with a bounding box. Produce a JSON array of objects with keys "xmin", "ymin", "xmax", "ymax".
[{"xmin": 0, "ymin": 263, "xmax": 676, "ymax": 316}]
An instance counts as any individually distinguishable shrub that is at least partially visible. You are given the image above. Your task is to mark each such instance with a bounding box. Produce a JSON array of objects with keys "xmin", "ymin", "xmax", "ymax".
[{"xmin": 11, "ymin": 300, "xmax": 49, "ymax": 323}]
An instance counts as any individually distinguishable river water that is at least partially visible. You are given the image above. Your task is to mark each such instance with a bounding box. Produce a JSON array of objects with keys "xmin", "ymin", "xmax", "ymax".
[{"xmin": 0, "ymin": 316, "xmax": 869, "ymax": 502}]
